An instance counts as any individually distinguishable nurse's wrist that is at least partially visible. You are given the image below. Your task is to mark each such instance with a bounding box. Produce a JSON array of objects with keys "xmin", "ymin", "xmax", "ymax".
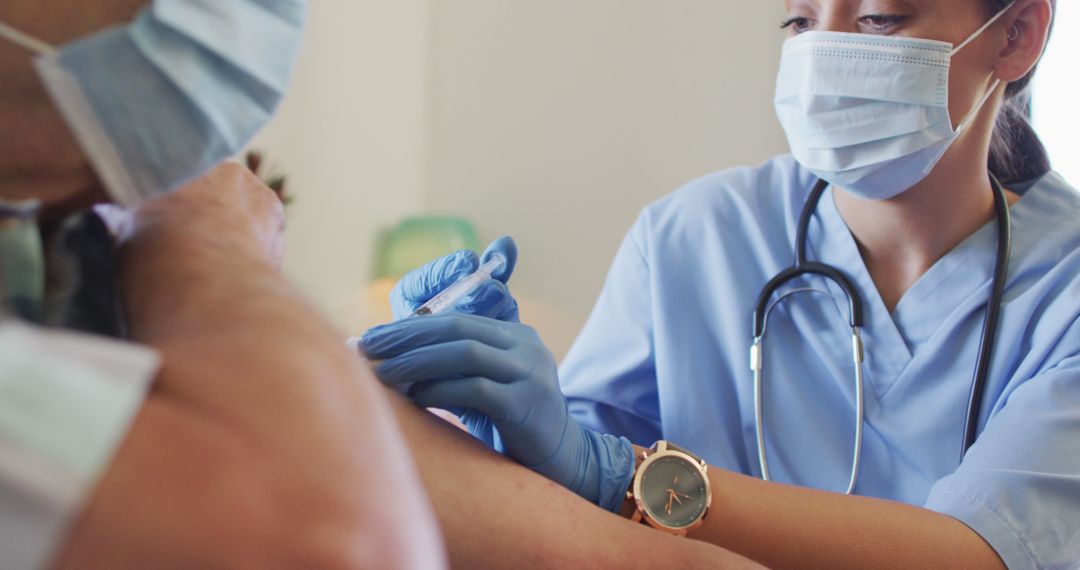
[
  {"xmin": 527, "ymin": 423, "xmax": 636, "ymax": 513},
  {"xmin": 596, "ymin": 431, "xmax": 635, "ymax": 511},
  {"xmin": 582, "ymin": 428, "xmax": 636, "ymax": 513}
]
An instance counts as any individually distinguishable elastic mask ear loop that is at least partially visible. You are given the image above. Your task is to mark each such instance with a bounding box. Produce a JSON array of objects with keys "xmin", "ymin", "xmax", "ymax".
[
  {"xmin": 950, "ymin": 2, "xmax": 1015, "ymax": 134},
  {"xmin": 0, "ymin": 20, "xmax": 56, "ymax": 56},
  {"xmin": 956, "ymin": 79, "xmax": 1003, "ymax": 135},
  {"xmin": 951, "ymin": 1, "xmax": 1018, "ymax": 56}
]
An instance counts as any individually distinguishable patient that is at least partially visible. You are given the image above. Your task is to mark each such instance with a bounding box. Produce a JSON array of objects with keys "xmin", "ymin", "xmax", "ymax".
[
  {"xmin": 0, "ymin": 1, "xmax": 443, "ymax": 567},
  {"xmin": 1, "ymin": 1, "xmax": 758, "ymax": 568}
]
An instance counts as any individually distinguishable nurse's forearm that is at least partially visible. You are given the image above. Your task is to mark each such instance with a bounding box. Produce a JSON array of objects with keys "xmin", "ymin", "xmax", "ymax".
[
  {"xmin": 683, "ymin": 457, "xmax": 1005, "ymax": 569},
  {"xmin": 386, "ymin": 395, "xmax": 762, "ymax": 569}
]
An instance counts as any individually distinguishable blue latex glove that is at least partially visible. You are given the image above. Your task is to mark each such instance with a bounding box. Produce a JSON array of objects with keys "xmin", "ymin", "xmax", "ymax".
[
  {"xmin": 383, "ymin": 236, "xmax": 520, "ymax": 451},
  {"xmin": 389, "ymin": 236, "xmax": 519, "ymax": 322},
  {"xmin": 361, "ymin": 313, "xmax": 636, "ymax": 512}
]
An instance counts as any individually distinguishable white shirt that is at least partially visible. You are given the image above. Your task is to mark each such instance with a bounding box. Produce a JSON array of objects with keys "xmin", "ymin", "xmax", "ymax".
[{"xmin": 0, "ymin": 319, "xmax": 157, "ymax": 569}]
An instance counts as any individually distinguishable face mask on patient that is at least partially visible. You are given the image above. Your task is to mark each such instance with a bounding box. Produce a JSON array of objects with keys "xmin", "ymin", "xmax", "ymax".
[{"xmin": 0, "ymin": 0, "xmax": 307, "ymax": 207}]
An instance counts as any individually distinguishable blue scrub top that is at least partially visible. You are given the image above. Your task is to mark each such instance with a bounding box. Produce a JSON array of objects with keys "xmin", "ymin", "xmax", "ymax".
[{"xmin": 560, "ymin": 155, "xmax": 1080, "ymax": 569}]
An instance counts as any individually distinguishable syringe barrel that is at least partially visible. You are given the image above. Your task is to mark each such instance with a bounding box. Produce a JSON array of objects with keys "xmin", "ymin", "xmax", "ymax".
[{"xmin": 413, "ymin": 253, "xmax": 506, "ymax": 317}]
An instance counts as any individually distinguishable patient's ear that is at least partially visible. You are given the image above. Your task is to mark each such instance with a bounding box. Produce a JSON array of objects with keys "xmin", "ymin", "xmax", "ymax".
[{"xmin": 994, "ymin": 0, "xmax": 1054, "ymax": 83}]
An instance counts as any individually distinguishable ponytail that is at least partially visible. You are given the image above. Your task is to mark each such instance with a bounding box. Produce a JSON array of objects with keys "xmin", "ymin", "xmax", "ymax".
[{"xmin": 989, "ymin": 86, "xmax": 1050, "ymax": 185}]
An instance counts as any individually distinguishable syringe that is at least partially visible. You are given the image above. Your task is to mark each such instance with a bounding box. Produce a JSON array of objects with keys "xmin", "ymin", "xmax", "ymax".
[
  {"xmin": 346, "ymin": 254, "xmax": 507, "ymax": 356},
  {"xmin": 345, "ymin": 253, "xmax": 508, "ymax": 393},
  {"xmin": 412, "ymin": 253, "xmax": 507, "ymax": 316}
]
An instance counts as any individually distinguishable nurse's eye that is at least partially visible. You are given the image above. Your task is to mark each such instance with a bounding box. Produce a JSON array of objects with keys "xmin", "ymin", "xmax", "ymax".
[
  {"xmin": 780, "ymin": 17, "xmax": 814, "ymax": 34},
  {"xmin": 858, "ymin": 14, "xmax": 908, "ymax": 33}
]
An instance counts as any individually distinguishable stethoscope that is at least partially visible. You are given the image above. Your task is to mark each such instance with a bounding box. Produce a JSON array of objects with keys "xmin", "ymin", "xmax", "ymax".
[{"xmin": 750, "ymin": 176, "xmax": 1012, "ymax": 494}]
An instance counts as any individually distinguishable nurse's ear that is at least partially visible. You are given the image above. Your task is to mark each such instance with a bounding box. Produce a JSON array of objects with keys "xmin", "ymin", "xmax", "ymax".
[{"xmin": 993, "ymin": 0, "xmax": 1054, "ymax": 83}]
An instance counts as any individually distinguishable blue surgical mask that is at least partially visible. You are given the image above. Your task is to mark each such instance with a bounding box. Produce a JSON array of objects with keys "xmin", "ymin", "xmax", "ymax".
[
  {"xmin": 0, "ymin": 0, "xmax": 306, "ymax": 206},
  {"xmin": 774, "ymin": 3, "xmax": 1015, "ymax": 201}
]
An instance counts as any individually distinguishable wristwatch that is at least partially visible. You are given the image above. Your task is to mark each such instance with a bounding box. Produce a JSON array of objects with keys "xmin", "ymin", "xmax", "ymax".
[{"xmin": 627, "ymin": 441, "xmax": 712, "ymax": 536}]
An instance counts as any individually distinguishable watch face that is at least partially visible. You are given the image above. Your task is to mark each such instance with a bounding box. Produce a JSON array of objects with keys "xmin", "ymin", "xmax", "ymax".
[{"xmin": 639, "ymin": 455, "xmax": 709, "ymax": 529}]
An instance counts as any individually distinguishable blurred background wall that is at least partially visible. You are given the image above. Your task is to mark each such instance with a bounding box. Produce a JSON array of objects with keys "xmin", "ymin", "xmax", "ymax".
[
  {"xmin": 255, "ymin": 1, "xmax": 1078, "ymax": 361},
  {"xmin": 256, "ymin": 0, "xmax": 432, "ymax": 331},
  {"xmin": 424, "ymin": 1, "xmax": 789, "ymax": 358},
  {"xmin": 257, "ymin": 0, "xmax": 790, "ymax": 359}
]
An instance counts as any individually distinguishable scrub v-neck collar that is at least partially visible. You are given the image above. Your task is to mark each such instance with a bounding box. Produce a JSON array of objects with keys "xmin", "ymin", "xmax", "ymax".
[{"xmin": 802, "ymin": 181, "xmax": 1051, "ymax": 400}]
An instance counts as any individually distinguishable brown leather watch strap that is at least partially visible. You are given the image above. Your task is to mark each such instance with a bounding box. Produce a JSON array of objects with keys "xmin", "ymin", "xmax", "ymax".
[{"xmin": 658, "ymin": 441, "xmax": 704, "ymax": 463}]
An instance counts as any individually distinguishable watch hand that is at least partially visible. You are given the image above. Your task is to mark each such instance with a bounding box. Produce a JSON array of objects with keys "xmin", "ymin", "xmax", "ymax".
[{"xmin": 665, "ymin": 491, "xmax": 675, "ymax": 514}]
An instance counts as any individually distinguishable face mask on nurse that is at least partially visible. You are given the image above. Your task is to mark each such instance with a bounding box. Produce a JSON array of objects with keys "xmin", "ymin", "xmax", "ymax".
[
  {"xmin": 774, "ymin": 2, "xmax": 1016, "ymax": 201},
  {"xmin": 0, "ymin": 0, "xmax": 306, "ymax": 207}
]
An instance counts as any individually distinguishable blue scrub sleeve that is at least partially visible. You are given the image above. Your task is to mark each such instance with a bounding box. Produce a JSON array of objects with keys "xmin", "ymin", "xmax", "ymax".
[
  {"xmin": 560, "ymin": 215, "xmax": 663, "ymax": 446},
  {"xmin": 924, "ymin": 353, "xmax": 1080, "ymax": 569}
]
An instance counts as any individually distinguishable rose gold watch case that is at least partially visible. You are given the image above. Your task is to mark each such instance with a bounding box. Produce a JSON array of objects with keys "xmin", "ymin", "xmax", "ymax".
[{"xmin": 629, "ymin": 441, "xmax": 712, "ymax": 537}]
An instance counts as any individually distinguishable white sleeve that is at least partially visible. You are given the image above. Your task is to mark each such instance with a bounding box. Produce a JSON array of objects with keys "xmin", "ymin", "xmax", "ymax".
[{"xmin": 0, "ymin": 320, "xmax": 158, "ymax": 570}]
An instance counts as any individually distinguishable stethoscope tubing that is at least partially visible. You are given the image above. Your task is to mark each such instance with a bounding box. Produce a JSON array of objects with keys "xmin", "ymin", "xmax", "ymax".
[
  {"xmin": 963, "ymin": 174, "xmax": 1013, "ymax": 457},
  {"xmin": 751, "ymin": 176, "xmax": 1012, "ymax": 494}
]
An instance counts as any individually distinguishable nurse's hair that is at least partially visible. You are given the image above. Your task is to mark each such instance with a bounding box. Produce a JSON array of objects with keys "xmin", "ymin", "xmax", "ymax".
[{"xmin": 984, "ymin": 0, "xmax": 1056, "ymax": 185}]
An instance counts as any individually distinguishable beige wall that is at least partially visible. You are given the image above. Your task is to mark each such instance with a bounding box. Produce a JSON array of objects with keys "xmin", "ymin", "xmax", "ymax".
[
  {"xmin": 259, "ymin": 1, "xmax": 791, "ymax": 353},
  {"xmin": 425, "ymin": 1, "xmax": 790, "ymax": 357},
  {"xmin": 256, "ymin": 0, "xmax": 431, "ymax": 332}
]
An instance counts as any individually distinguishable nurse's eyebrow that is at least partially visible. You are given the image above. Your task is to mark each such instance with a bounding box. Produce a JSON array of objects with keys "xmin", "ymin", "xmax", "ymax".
[
  {"xmin": 785, "ymin": 0, "xmax": 816, "ymax": 13},
  {"xmin": 861, "ymin": 0, "xmax": 921, "ymax": 11}
]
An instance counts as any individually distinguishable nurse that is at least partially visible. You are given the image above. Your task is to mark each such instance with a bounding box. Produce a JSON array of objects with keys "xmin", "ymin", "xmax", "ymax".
[{"xmin": 361, "ymin": 0, "xmax": 1078, "ymax": 567}]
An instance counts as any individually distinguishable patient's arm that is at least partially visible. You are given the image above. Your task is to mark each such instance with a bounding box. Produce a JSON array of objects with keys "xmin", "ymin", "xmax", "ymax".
[
  {"xmin": 384, "ymin": 393, "xmax": 761, "ymax": 569},
  {"xmin": 57, "ymin": 166, "xmax": 444, "ymax": 569}
]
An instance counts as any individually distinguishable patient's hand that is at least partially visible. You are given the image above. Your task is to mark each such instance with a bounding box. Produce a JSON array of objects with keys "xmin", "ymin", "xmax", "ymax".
[{"xmin": 126, "ymin": 162, "xmax": 287, "ymax": 270}]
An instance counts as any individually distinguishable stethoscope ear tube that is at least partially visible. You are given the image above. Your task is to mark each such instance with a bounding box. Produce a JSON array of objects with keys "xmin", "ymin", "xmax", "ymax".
[
  {"xmin": 751, "ymin": 179, "xmax": 867, "ymax": 494},
  {"xmin": 752, "ymin": 326, "xmax": 865, "ymax": 495}
]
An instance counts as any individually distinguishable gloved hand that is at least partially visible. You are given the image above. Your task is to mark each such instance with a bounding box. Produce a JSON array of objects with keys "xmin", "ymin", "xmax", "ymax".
[
  {"xmin": 361, "ymin": 313, "xmax": 636, "ymax": 512},
  {"xmin": 389, "ymin": 236, "xmax": 519, "ymax": 322},
  {"xmin": 382, "ymin": 236, "xmax": 521, "ymax": 451}
]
